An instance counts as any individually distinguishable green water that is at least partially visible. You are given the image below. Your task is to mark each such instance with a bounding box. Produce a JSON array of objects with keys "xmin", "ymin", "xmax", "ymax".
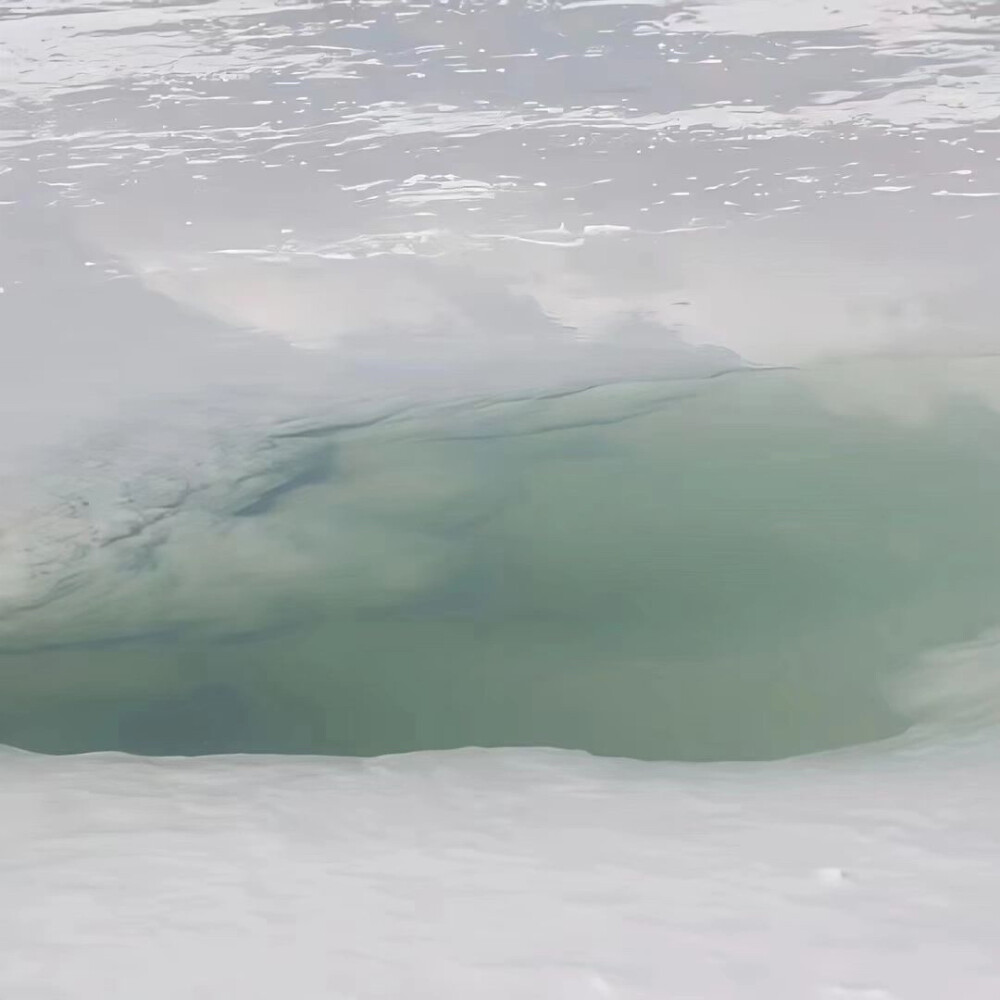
[{"xmin": 4, "ymin": 365, "xmax": 1000, "ymax": 760}]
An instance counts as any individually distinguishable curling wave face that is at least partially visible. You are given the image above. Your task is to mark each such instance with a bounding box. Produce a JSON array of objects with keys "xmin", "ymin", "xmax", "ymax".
[
  {"xmin": 2, "ymin": 0, "xmax": 1000, "ymax": 759},
  {"xmin": 5, "ymin": 359, "xmax": 1000, "ymax": 759}
]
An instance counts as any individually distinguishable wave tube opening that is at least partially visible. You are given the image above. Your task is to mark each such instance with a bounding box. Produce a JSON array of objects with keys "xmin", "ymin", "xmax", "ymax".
[{"xmin": 3, "ymin": 362, "xmax": 1000, "ymax": 761}]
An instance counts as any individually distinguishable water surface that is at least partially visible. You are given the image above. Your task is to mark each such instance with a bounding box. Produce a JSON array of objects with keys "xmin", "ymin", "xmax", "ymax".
[{"xmin": 3, "ymin": 0, "xmax": 1000, "ymax": 760}]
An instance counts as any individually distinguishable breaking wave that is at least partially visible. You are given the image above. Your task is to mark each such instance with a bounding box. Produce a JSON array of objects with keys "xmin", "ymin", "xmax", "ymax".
[{"xmin": 4, "ymin": 358, "xmax": 1000, "ymax": 761}]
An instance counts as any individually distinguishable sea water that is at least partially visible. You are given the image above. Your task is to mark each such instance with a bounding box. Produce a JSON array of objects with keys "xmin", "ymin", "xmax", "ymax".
[
  {"xmin": 3, "ymin": 0, "xmax": 1000, "ymax": 764},
  {"xmin": 9, "ymin": 3, "xmax": 1000, "ymax": 996},
  {"xmin": 5, "ymin": 360, "xmax": 1000, "ymax": 759}
]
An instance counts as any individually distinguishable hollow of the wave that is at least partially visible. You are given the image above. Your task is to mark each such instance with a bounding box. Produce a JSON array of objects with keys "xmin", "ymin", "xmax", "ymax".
[{"xmin": 4, "ymin": 367, "xmax": 1000, "ymax": 761}]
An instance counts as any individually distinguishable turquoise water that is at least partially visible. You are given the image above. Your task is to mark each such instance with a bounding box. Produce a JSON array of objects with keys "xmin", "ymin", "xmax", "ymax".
[{"xmin": 4, "ymin": 364, "xmax": 1000, "ymax": 760}]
